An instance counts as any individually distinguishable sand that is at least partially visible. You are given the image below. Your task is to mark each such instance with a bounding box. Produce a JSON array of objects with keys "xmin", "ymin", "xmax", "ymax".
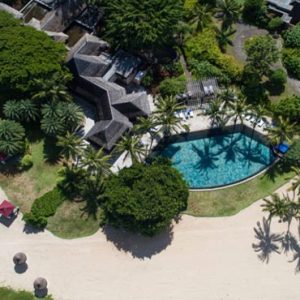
[{"xmin": 0, "ymin": 182, "xmax": 300, "ymax": 300}]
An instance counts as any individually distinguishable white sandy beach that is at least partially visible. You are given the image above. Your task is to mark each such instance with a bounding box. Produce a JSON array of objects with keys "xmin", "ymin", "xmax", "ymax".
[{"xmin": 0, "ymin": 183, "xmax": 300, "ymax": 300}]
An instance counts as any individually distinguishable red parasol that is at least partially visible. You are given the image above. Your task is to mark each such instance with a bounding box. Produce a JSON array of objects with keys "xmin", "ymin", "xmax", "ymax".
[{"xmin": 0, "ymin": 200, "xmax": 15, "ymax": 218}]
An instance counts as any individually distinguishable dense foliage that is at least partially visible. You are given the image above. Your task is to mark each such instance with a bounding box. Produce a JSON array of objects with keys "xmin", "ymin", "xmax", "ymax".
[
  {"xmin": 159, "ymin": 75, "xmax": 186, "ymax": 96},
  {"xmin": 104, "ymin": 0, "xmax": 183, "ymax": 51},
  {"xmin": 273, "ymin": 96, "xmax": 300, "ymax": 123},
  {"xmin": 0, "ymin": 287, "xmax": 54, "ymax": 300},
  {"xmin": 284, "ymin": 24, "xmax": 300, "ymax": 48},
  {"xmin": 103, "ymin": 159, "xmax": 189, "ymax": 236},
  {"xmin": 0, "ymin": 12, "xmax": 67, "ymax": 100},
  {"xmin": 283, "ymin": 140, "xmax": 300, "ymax": 167},
  {"xmin": 23, "ymin": 187, "xmax": 66, "ymax": 228},
  {"xmin": 0, "ymin": 119, "xmax": 25, "ymax": 155},
  {"xmin": 242, "ymin": 0, "xmax": 267, "ymax": 25},
  {"xmin": 185, "ymin": 28, "xmax": 242, "ymax": 82}
]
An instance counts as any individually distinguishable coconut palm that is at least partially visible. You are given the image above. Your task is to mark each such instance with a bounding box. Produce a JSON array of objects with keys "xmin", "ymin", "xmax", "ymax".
[
  {"xmin": 32, "ymin": 73, "xmax": 72, "ymax": 103},
  {"xmin": 205, "ymin": 99, "xmax": 224, "ymax": 127},
  {"xmin": 115, "ymin": 133, "xmax": 146, "ymax": 164},
  {"xmin": 230, "ymin": 97, "xmax": 249, "ymax": 128},
  {"xmin": 218, "ymin": 88, "xmax": 236, "ymax": 110},
  {"xmin": 267, "ymin": 116, "xmax": 295, "ymax": 145},
  {"xmin": 57, "ymin": 132, "xmax": 84, "ymax": 163},
  {"xmin": 215, "ymin": 27, "xmax": 236, "ymax": 52},
  {"xmin": 41, "ymin": 102, "xmax": 64, "ymax": 136},
  {"xmin": 216, "ymin": 0, "xmax": 242, "ymax": 30},
  {"xmin": 0, "ymin": 119, "xmax": 25, "ymax": 155},
  {"xmin": 189, "ymin": 4, "xmax": 213, "ymax": 33},
  {"xmin": 4, "ymin": 99, "xmax": 39, "ymax": 122},
  {"xmin": 133, "ymin": 116, "xmax": 159, "ymax": 154},
  {"xmin": 262, "ymin": 193, "xmax": 293, "ymax": 222},
  {"xmin": 288, "ymin": 167, "xmax": 300, "ymax": 200},
  {"xmin": 154, "ymin": 96, "xmax": 188, "ymax": 138},
  {"xmin": 82, "ymin": 145, "xmax": 111, "ymax": 176},
  {"xmin": 60, "ymin": 102, "xmax": 84, "ymax": 132}
]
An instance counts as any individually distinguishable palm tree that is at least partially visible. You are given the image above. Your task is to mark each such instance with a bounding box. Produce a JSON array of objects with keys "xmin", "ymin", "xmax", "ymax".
[
  {"xmin": 251, "ymin": 105, "xmax": 265, "ymax": 138},
  {"xmin": 57, "ymin": 132, "xmax": 84, "ymax": 164},
  {"xmin": 154, "ymin": 96, "xmax": 188, "ymax": 138},
  {"xmin": 0, "ymin": 119, "xmax": 25, "ymax": 156},
  {"xmin": 218, "ymin": 88, "xmax": 236, "ymax": 111},
  {"xmin": 288, "ymin": 167, "xmax": 300, "ymax": 200},
  {"xmin": 205, "ymin": 99, "xmax": 224, "ymax": 127},
  {"xmin": 189, "ymin": 4, "xmax": 213, "ymax": 33},
  {"xmin": 115, "ymin": 133, "xmax": 146, "ymax": 164},
  {"xmin": 133, "ymin": 116, "xmax": 159, "ymax": 154},
  {"xmin": 230, "ymin": 97, "xmax": 249, "ymax": 129},
  {"xmin": 262, "ymin": 193, "xmax": 292, "ymax": 222},
  {"xmin": 32, "ymin": 73, "xmax": 72, "ymax": 103},
  {"xmin": 81, "ymin": 145, "xmax": 111, "ymax": 176},
  {"xmin": 216, "ymin": 0, "xmax": 242, "ymax": 30},
  {"xmin": 41, "ymin": 102, "xmax": 64, "ymax": 136},
  {"xmin": 60, "ymin": 102, "xmax": 84, "ymax": 132},
  {"xmin": 215, "ymin": 27, "xmax": 236, "ymax": 52},
  {"xmin": 267, "ymin": 116, "xmax": 295, "ymax": 145}
]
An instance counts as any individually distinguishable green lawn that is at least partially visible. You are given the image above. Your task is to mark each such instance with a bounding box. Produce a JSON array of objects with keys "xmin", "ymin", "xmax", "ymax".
[
  {"xmin": 0, "ymin": 141, "xmax": 60, "ymax": 212},
  {"xmin": 47, "ymin": 201, "xmax": 103, "ymax": 239},
  {"xmin": 186, "ymin": 163, "xmax": 293, "ymax": 217},
  {"xmin": 0, "ymin": 286, "xmax": 53, "ymax": 300}
]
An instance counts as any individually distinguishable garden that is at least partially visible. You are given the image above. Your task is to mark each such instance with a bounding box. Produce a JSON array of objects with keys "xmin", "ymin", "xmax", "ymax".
[{"xmin": 1, "ymin": 0, "xmax": 300, "ymax": 240}]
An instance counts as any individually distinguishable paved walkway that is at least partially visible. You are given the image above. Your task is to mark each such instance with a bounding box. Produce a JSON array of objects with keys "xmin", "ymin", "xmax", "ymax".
[{"xmin": 0, "ymin": 182, "xmax": 300, "ymax": 300}]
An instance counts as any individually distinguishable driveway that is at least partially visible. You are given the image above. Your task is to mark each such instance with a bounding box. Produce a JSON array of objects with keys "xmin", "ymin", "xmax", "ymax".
[{"xmin": 0, "ymin": 182, "xmax": 300, "ymax": 300}]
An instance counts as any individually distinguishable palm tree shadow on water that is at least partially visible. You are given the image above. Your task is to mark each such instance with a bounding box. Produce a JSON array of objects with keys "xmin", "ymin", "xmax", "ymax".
[
  {"xmin": 253, "ymin": 217, "xmax": 300, "ymax": 272},
  {"xmin": 191, "ymin": 142, "xmax": 219, "ymax": 174}
]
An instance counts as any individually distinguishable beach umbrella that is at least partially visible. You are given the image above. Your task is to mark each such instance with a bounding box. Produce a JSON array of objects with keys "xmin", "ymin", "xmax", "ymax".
[
  {"xmin": 34, "ymin": 277, "xmax": 48, "ymax": 290},
  {"xmin": 13, "ymin": 252, "xmax": 27, "ymax": 265}
]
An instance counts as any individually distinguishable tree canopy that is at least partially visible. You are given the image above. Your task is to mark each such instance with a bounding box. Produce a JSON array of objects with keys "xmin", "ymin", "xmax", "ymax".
[
  {"xmin": 104, "ymin": 0, "xmax": 183, "ymax": 51},
  {"xmin": 284, "ymin": 140, "xmax": 300, "ymax": 168},
  {"xmin": 0, "ymin": 12, "xmax": 67, "ymax": 100},
  {"xmin": 273, "ymin": 96, "xmax": 300, "ymax": 123},
  {"xmin": 284, "ymin": 24, "xmax": 300, "ymax": 48},
  {"xmin": 103, "ymin": 159, "xmax": 189, "ymax": 236}
]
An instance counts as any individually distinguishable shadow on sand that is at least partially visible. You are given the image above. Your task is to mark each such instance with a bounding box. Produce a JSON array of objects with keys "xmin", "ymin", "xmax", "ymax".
[
  {"xmin": 252, "ymin": 217, "xmax": 300, "ymax": 272},
  {"xmin": 23, "ymin": 223, "xmax": 44, "ymax": 235},
  {"xmin": 102, "ymin": 224, "xmax": 175, "ymax": 259}
]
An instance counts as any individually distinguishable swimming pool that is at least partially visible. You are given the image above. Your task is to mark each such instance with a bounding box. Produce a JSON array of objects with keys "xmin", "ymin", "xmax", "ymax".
[{"xmin": 158, "ymin": 130, "xmax": 275, "ymax": 189}]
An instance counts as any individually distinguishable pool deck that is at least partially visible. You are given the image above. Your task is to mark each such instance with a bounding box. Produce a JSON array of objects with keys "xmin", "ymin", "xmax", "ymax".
[{"xmin": 111, "ymin": 109, "xmax": 272, "ymax": 173}]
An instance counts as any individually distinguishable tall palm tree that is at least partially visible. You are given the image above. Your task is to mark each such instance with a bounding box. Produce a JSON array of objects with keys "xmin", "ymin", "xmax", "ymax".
[
  {"xmin": 205, "ymin": 99, "xmax": 224, "ymax": 127},
  {"xmin": 261, "ymin": 193, "xmax": 291, "ymax": 222},
  {"xmin": 57, "ymin": 132, "xmax": 84, "ymax": 163},
  {"xmin": 189, "ymin": 4, "xmax": 213, "ymax": 33},
  {"xmin": 230, "ymin": 97, "xmax": 249, "ymax": 129},
  {"xmin": 218, "ymin": 88, "xmax": 236, "ymax": 111},
  {"xmin": 288, "ymin": 167, "xmax": 300, "ymax": 200},
  {"xmin": 81, "ymin": 145, "xmax": 111, "ymax": 176},
  {"xmin": 133, "ymin": 116, "xmax": 159, "ymax": 154},
  {"xmin": 32, "ymin": 73, "xmax": 72, "ymax": 103},
  {"xmin": 216, "ymin": 0, "xmax": 242, "ymax": 30},
  {"xmin": 215, "ymin": 27, "xmax": 236, "ymax": 52},
  {"xmin": 267, "ymin": 116, "xmax": 295, "ymax": 145},
  {"xmin": 154, "ymin": 96, "xmax": 188, "ymax": 138},
  {"xmin": 115, "ymin": 133, "xmax": 146, "ymax": 164}
]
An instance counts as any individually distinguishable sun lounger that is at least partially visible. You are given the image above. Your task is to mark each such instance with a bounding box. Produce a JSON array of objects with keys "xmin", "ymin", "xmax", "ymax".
[
  {"xmin": 189, "ymin": 110, "xmax": 194, "ymax": 118},
  {"xmin": 184, "ymin": 111, "xmax": 189, "ymax": 119},
  {"xmin": 179, "ymin": 112, "xmax": 185, "ymax": 120},
  {"xmin": 245, "ymin": 114, "xmax": 252, "ymax": 121},
  {"xmin": 257, "ymin": 119, "xmax": 265, "ymax": 127}
]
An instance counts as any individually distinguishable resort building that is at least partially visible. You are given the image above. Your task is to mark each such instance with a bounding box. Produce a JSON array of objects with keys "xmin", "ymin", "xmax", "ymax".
[
  {"xmin": 267, "ymin": 0, "xmax": 300, "ymax": 25},
  {"xmin": 66, "ymin": 34, "xmax": 150, "ymax": 151}
]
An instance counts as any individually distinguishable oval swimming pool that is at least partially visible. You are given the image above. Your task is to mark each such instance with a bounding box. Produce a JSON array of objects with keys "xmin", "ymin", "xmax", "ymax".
[{"xmin": 158, "ymin": 131, "xmax": 275, "ymax": 189}]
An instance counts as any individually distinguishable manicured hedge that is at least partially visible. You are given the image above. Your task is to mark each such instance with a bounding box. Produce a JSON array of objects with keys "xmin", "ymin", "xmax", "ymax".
[{"xmin": 23, "ymin": 187, "xmax": 66, "ymax": 228}]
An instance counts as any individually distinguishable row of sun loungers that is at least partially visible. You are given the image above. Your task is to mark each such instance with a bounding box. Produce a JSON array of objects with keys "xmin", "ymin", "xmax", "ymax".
[
  {"xmin": 175, "ymin": 109, "xmax": 194, "ymax": 120},
  {"xmin": 243, "ymin": 114, "xmax": 270, "ymax": 129}
]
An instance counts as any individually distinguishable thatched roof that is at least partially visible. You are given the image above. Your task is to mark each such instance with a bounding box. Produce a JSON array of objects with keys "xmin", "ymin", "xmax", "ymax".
[
  {"xmin": 13, "ymin": 252, "xmax": 27, "ymax": 265},
  {"xmin": 34, "ymin": 277, "xmax": 48, "ymax": 290}
]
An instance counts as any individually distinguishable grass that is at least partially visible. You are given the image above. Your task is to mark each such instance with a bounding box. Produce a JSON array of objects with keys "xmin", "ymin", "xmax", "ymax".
[
  {"xmin": 0, "ymin": 286, "xmax": 53, "ymax": 300},
  {"xmin": 186, "ymin": 163, "xmax": 294, "ymax": 217},
  {"xmin": 0, "ymin": 141, "xmax": 60, "ymax": 212},
  {"xmin": 47, "ymin": 201, "xmax": 103, "ymax": 239}
]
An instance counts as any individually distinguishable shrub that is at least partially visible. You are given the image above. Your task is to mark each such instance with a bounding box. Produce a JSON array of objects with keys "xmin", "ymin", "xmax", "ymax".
[
  {"xmin": 20, "ymin": 154, "xmax": 33, "ymax": 170},
  {"xmin": 23, "ymin": 212, "xmax": 48, "ymax": 229},
  {"xmin": 141, "ymin": 71, "xmax": 154, "ymax": 88},
  {"xmin": 283, "ymin": 140, "xmax": 300, "ymax": 167},
  {"xmin": 273, "ymin": 96, "xmax": 300, "ymax": 123},
  {"xmin": 159, "ymin": 75, "xmax": 186, "ymax": 96},
  {"xmin": 284, "ymin": 24, "xmax": 300, "ymax": 48},
  {"xmin": 282, "ymin": 48, "xmax": 300, "ymax": 79},
  {"xmin": 268, "ymin": 17, "xmax": 283, "ymax": 32},
  {"xmin": 31, "ymin": 187, "xmax": 66, "ymax": 218},
  {"xmin": 267, "ymin": 68, "xmax": 287, "ymax": 95},
  {"xmin": 103, "ymin": 159, "xmax": 189, "ymax": 236},
  {"xmin": 185, "ymin": 29, "xmax": 242, "ymax": 82},
  {"xmin": 242, "ymin": 0, "xmax": 268, "ymax": 26}
]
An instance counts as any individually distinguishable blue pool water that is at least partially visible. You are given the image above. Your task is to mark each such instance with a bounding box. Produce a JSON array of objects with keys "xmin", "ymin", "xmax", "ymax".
[{"xmin": 159, "ymin": 132, "xmax": 275, "ymax": 189}]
